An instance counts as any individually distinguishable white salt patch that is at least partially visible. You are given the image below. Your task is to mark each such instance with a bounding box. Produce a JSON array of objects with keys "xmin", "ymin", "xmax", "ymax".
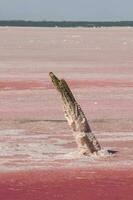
[
  {"xmin": 60, "ymin": 151, "xmax": 81, "ymax": 159},
  {"xmin": 123, "ymin": 41, "xmax": 127, "ymax": 45},
  {"xmin": 29, "ymin": 40, "xmax": 34, "ymax": 43},
  {"xmin": 71, "ymin": 35, "xmax": 80, "ymax": 38},
  {"xmin": 95, "ymin": 47, "xmax": 101, "ymax": 50},
  {"xmin": 0, "ymin": 129, "xmax": 25, "ymax": 136},
  {"xmin": 92, "ymin": 148, "xmax": 114, "ymax": 158},
  {"xmin": 58, "ymin": 148, "xmax": 113, "ymax": 161},
  {"xmin": 97, "ymin": 131, "xmax": 133, "ymax": 142},
  {"xmin": 0, "ymin": 129, "xmax": 132, "ymax": 171}
]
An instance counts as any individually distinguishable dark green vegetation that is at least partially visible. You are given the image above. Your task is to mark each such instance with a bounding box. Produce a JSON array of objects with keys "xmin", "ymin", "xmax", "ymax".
[{"xmin": 0, "ymin": 20, "xmax": 133, "ymax": 27}]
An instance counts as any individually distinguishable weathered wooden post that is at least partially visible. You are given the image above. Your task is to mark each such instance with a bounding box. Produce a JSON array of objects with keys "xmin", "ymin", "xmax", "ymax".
[{"xmin": 49, "ymin": 72, "xmax": 101, "ymax": 155}]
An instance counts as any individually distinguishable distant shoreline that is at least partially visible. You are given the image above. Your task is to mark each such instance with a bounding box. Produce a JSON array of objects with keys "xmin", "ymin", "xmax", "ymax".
[{"xmin": 0, "ymin": 20, "xmax": 133, "ymax": 27}]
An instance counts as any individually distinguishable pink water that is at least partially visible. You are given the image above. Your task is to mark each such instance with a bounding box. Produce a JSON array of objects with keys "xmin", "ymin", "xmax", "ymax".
[
  {"xmin": 0, "ymin": 27, "xmax": 133, "ymax": 199},
  {"xmin": 0, "ymin": 169, "xmax": 133, "ymax": 200}
]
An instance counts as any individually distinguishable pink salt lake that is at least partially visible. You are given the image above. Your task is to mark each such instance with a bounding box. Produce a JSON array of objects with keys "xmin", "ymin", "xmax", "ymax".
[{"xmin": 0, "ymin": 27, "xmax": 133, "ymax": 199}]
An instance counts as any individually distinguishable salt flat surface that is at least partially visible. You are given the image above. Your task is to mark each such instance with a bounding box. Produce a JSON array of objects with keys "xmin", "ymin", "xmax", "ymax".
[
  {"xmin": 0, "ymin": 27, "xmax": 133, "ymax": 200},
  {"xmin": 0, "ymin": 27, "xmax": 133, "ymax": 171},
  {"xmin": 0, "ymin": 128, "xmax": 132, "ymax": 171}
]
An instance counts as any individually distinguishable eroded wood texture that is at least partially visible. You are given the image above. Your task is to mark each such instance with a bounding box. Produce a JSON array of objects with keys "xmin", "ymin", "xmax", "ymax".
[{"xmin": 49, "ymin": 72, "xmax": 101, "ymax": 155}]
